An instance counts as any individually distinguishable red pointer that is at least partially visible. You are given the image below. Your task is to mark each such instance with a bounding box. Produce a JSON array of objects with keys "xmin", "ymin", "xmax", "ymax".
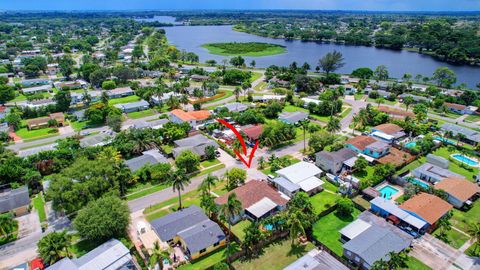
[{"xmin": 216, "ymin": 119, "xmax": 260, "ymax": 168}]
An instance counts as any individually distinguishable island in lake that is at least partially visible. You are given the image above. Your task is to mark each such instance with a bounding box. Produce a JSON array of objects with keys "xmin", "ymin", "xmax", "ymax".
[{"xmin": 201, "ymin": 42, "xmax": 286, "ymax": 57}]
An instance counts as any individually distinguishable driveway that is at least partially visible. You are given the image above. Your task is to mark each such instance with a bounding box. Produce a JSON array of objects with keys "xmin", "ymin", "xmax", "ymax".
[{"xmin": 16, "ymin": 212, "xmax": 41, "ymax": 239}]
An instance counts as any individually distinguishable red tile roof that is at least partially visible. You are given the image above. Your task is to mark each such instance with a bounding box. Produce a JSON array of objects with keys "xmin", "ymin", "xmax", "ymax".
[
  {"xmin": 171, "ymin": 109, "xmax": 211, "ymax": 121},
  {"xmin": 445, "ymin": 103, "xmax": 467, "ymax": 111},
  {"xmin": 435, "ymin": 177, "xmax": 480, "ymax": 202},
  {"xmin": 345, "ymin": 136, "xmax": 377, "ymax": 151},
  {"xmin": 241, "ymin": 125, "xmax": 263, "ymax": 140},
  {"xmin": 378, "ymin": 106, "xmax": 415, "ymax": 119},
  {"xmin": 214, "ymin": 180, "xmax": 288, "ymax": 209},
  {"xmin": 374, "ymin": 123, "xmax": 403, "ymax": 135},
  {"xmin": 400, "ymin": 192, "xmax": 453, "ymax": 225}
]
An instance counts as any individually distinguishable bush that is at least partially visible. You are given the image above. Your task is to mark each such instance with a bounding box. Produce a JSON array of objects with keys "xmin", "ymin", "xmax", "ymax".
[
  {"xmin": 102, "ymin": 80, "xmax": 116, "ymax": 90},
  {"xmin": 336, "ymin": 198, "xmax": 354, "ymax": 217}
]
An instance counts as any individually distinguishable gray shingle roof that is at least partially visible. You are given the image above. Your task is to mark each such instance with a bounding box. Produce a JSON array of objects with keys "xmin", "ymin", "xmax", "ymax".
[
  {"xmin": 124, "ymin": 149, "xmax": 168, "ymax": 172},
  {"xmin": 0, "ymin": 186, "xmax": 30, "ymax": 213},
  {"xmin": 342, "ymin": 225, "xmax": 412, "ymax": 266},
  {"xmin": 114, "ymin": 100, "xmax": 149, "ymax": 111},
  {"xmin": 441, "ymin": 123, "xmax": 480, "ymax": 143},
  {"xmin": 278, "ymin": 111, "xmax": 309, "ymax": 124},
  {"xmin": 316, "ymin": 148, "xmax": 357, "ymax": 163},
  {"xmin": 172, "ymin": 134, "xmax": 219, "ymax": 158},
  {"xmin": 178, "ymin": 219, "xmax": 225, "ymax": 254},
  {"xmin": 272, "ymin": 176, "xmax": 301, "ymax": 193}
]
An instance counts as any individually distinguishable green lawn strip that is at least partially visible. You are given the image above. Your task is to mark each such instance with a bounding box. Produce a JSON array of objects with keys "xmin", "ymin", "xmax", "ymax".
[
  {"xmin": 451, "ymin": 201, "xmax": 480, "ymax": 233},
  {"xmin": 12, "ymin": 92, "xmax": 27, "ymax": 102},
  {"xmin": 322, "ymin": 180, "xmax": 339, "ymax": 193},
  {"xmin": 433, "ymin": 228, "xmax": 470, "ymax": 249},
  {"xmin": 126, "ymin": 183, "xmax": 169, "ymax": 201},
  {"xmin": 232, "ymin": 239, "xmax": 315, "ymax": 270},
  {"xmin": 354, "ymin": 94, "xmax": 365, "ymax": 101},
  {"xmin": 190, "ymin": 164, "xmax": 226, "ymax": 178},
  {"xmin": 16, "ymin": 127, "xmax": 59, "ymax": 140},
  {"xmin": 71, "ymin": 238, "xmax": 100, "ymax": 257},
  {"xmin": 312, "ymin": 208, "xmax": 361, "ymax": 256},
  {"xmin": 352, "ymin": 195, "xmax": 371, "ymax": 209},
  {"xmin": 231, "ymin": 219, "xmax": 252, "ymax": 242},
  {"xmin": 401, "ymin": 256, "xmax": 432, "ymax": 270},
  {"xmin": 33, "ymin": 194, "xmax": 47, "ymax": 222},
  {"xmin": 179, "ymin": 247, "xmax": 227, "ymax": 270},
  {"xmin": 202, "ymin": 89, "xmax": 233, "ymax": 107},
  {"xmin": 249, "ymin": 71, "xmax": 263, "ymax": 83},
  {"xmin": 366, "ymin": 98, "xmax": 397, "ymax": 106},
  {"xmin": 254, "ymin": 81, "xmax": 267, "ymax": 91},
  {"xmin": 127, "ymin": 109, "xmax": 156, "ymax": 119},
  {"xmin": 464, "ymin": 114, "xmax": 480, "ymax": 123},
  {"xmin": 201, "ymin": 42, "xmax": 286, "ymax": 57},
  {"xmin": 70, "ymin": 120, "xmax": 88, "ymax": 131},
  {"xmin": 161, "ymin": 144, "xmax": 174, "ymax": 154},
  {"xmin": 108, "ymin": 95, "xmax": 141, "ymax": 105},
  {"xmin": 431, "ymin": 147, "xmax": 478, "ymax": 181},
  {"xmin": 465, "ymin": 243, "xmax": 480, "ymax": 257},
  {"xmin": 200, "ymin": 158, "xmax": 221, "ymax": 168},
  {"xmin": 310, "ymin": 191, "xmax": 341, "ymax": 214},
  {"xmin": 339, "ymin": 107, "xmax": 352, "ymax": 119}
]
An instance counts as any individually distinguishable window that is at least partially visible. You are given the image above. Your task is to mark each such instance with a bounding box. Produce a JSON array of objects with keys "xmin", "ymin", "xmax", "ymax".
[
  {"xmin": 213, "ymin": 242, "xmax": 219, "ymax": 247},
  {"xmin": 345, "ymin": 250, "xmax": 351, "ymax": 256},
  {"xmin": 354, "ymin": 256, "xmax": 360, "ymax": 262},
  {"xmin": 199, "ymin": 248, "xmax": 206, "ymax": 254}
]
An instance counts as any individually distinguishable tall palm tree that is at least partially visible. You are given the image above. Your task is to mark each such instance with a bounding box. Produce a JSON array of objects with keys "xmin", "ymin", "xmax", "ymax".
[
  {"xmin": 468, "ymin": 222, "xmax": 480, "ymax": 254},
  {"xmin": 219, "ymin": 193, "xmax": 242, "ymax": 251},
  {"xmin": 37, "ymin": 231, "xmax": 72, "ymax": 265},
  {"xmin": 170, "ymin": 169, "xmax": 191, "ymax": 209},
  {"xmin": 300, "ymin": 120, "xmax": 310, "ymax": 153},
  {"xmin": 326, "ymin": 117, "xmax": 341, "ymax": 133},
  {"xmin": 287, "ymin": 211, "xmax": 305, "ymax": 246},
  {"xmin": 376, "ymin": 97, "xmax": 385, "ymax": 107},
  {"xmin": 149, "ymin": 241, "xmax": 170, "ymax": 270},
  {"xmin": 234, "ymin": 87, "xmax": 241, "ymax": 102},
  {"xmin": 200, "ymin": 174, "xmax": 218, "ymax": 193},
  {"xmin": 352, "ymin": 114, "xmax": 360, "ymax": 135},
  {"xmin": 386, "ymin": 251, "xmax": 408, "ymax": 269}
]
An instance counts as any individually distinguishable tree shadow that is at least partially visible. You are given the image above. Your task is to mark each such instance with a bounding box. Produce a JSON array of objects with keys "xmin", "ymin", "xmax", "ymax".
[{"xmin": 287, "ymin": 243, "xmax": 308, "ymax": 258}]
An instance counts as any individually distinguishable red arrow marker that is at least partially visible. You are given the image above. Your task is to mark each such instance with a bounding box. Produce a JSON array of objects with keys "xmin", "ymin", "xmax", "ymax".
[{"xmin": 216, "ymin": 118, "xmax": 259, "ymax": 168}]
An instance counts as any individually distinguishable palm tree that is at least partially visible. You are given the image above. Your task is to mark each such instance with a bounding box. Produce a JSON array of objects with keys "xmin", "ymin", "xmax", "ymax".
[
  {"xmin": 200, "ymin": 174, "xmax": 218, "ymax": 193},
  {"xmin": 300, "ymin": 120, "xmax": 310, "ymax": 152},
  {"xmin": 0, "ymin": 214, "xmax": 16, "ymax": 237},
  {"xmin": 149, "ymin": 241, "xmax": 171, "ymax": 270},
  {"xmin": 170, "ymin": 169, "xmax": 191, "ymax": 209},
  {"xmin": 403, "ymin": 96, "xmax": 414, "ymax": 111},
  {"xmin": 386, "ymin": 251, "xmax": 409, "ymax": 269},
  {"xmin": 234, "ymin": 87, "xmax": 241, "ymax": 102},
  {"xmin": 326, "ymin": 117, "xmax": 341, "ymax": 133},
  {"xmin": 287, "ymin": 211, "xmax": 305, "ymax": 246},
  {"xmin": 37, "ymin": 231, "xmax": 72, "ymax": 265},
  {"xmin": 468, "ymin": 222, "xmax": 480, "ymax": 254},
  {"xmin": 371, "ymin": 259, "xmax": 389, "ymax": 270},
  {"xmin": 352, "ymin": 114, "xmax": 360, "ymax": 135},
  {"xmin": 258, "ymin": 156, "xmax": 265, "ymax": 169},
  {"xmin": 219, "ymin": 193, "xmax": 242, "ymax": 252},
  {"xmin": 376, "ymin": 97, "xmax": 385, "ymax": 107}
]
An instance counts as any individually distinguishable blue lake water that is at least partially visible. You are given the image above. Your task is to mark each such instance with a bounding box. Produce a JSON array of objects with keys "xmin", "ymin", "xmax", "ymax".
[{"xmin": 158, "ymin": 21, "xmax": 480, "ymax": 88}]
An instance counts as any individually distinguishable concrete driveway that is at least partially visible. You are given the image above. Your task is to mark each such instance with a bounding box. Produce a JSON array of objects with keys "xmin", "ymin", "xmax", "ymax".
[{"xmin": 16, "ymin": 212, "xmax": 41, "ymax": 239}]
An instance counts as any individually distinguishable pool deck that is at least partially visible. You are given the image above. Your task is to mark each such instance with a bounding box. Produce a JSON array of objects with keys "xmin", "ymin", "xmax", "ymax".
[
  {"xmin": 450, "ymin": 153, "xmax": 479, "ymax": 168},
  {"xmin": 375, "ymin": 182, "xmax": 404, "ymax": 201}
]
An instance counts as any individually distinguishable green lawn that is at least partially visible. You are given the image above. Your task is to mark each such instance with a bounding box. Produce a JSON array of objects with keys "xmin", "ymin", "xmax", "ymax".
[
  {"xmin": 352, "ymin": 195, "xmax": 371, "ymax": 210},
  {"xmin": 232, "ymin": 239, "xmax": 315, "ymax": 270},
  {"xmin": 127, "ymin": 109, "xmax": 156, "ymax": 119},
  {"xmin": 179, "ymin": 247, "xmax": 227, "ymax": 270},
  {"xmin": 401, "ymin": 256, "xmax": 432, "ymax": 270},
  {"xmin": 431, "ymin": 147, "xmax": 478, "ymax": 181},
  {"xmin": 190, "ymin": 164, "xmax": 226, "ymax": 178},
  {"xmin": 451, "ymin": 200, "xmax": 480, "ymax": 233},
  {"xmin": 465, "ymin": 114, "xmax": 480, "ymax": 123},
  {"xmin": 33, "ymin": 194, "xmax": 47, "ymax": 222},
  {"xmin": 310, "ymin": 191, "xmax": 341, "ymax": 214},
  {"xmin": 71, "ymin": 238, "xmax": 99, "ymax": 257},
  {"xmin": 16, "ymin": 127, "xmax": 59, "ymax": 140},
  {"xmin": 161, "ymin": 144, "xmax": 174, "ymax": 154},
  {"xmin": 312, "ymin": 208, "xmax": 361, "ymax": 256},
  {"xmin": 339, "ymin": 107, "xmax": 352, "ymax": 119},
  {"xmin": 201, "ymin": 42, "xmax": 286, "ymax": 57},
  {"xmin": 465, "ymin": 243, "xmax": 480, "ymax": 257},
  {"xmin": 12, "ymin": 92, "xmax": 27, "ymax": 102},
  {"xmin": 200, "ymin": 158, "xmax": 221, "ymax": 168},
  {"xmin": 70, "ymin": 120, "xmax": 88, "ymax": 131},
  {"xmin": 254, "ymin": 81, "xmax": 267, "ymax": 91},
  {"xmin": 0, "ymin": 218, "xmax": 18, "ymax": 245},
  {"xmin": 366, "ymin": 98, "xmax": 397, "ymax": 106},
  {"xmin": 108, "ymin": 95, "xmax": 141, "ymax": 105},
  {"xmin": 352, "ymin": 165, "xmax": 375, "ymax": 182},
  {"xmin": 126, "ymin": 183, "xmax": 169, "ymax": 201},
  {"xmin": 433, "ymin": 228, "xmax": 470, "ymax": 249},
  {"xmin": 322, "ymin": 181, "xmax": 339, "ymax": 193},
  {"xmin": 231, "ymin": 219, "xmax": 252, "ymax": 242},
  {"xmin": 250, "ymin": 71, "xmax": 263, "ymax": 83}
]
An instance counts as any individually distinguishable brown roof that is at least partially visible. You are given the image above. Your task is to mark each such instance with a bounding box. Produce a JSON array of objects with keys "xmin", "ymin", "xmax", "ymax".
[
  {"xmin": 345, "ymin": 136, "xmax": 377, "ymax": 151},
  {"xmin": 49, "ymin": 112, "xmax": 65, "ymax": 121},
  {"xmin": 378, "ymin": 106, "xmax": 415, "ymax": 119},
  {"xmin": 214, "ymin": 180, "xmax": 288, "ymax": 209},
  {"xmin": 435, "ymin": 177, "xmax": 480, "ymax": 202},
  {"xmin": 400, "ymin": 192, "xmax": 453, "ymax": 225},
  {"xmin": 373, "ymin": 123, "xmax": 403, "ymax": 135},
  {"xmin": 171, "ymin": 109, "xmax": 211, "ymax": 121},
  {"xmin": 26, "ymin": 117, "xmax": 50, "ymax": 126},
  {"xmin": 241, "ymin": 125, "xmax": 263, "ymax": 140},
  {"xmin": 377, "ymin": 148, "xmax": 415, "ymax": 167},
  {"xmin": 445, "ymin": 103, "xmax": 467, "ymax": 111}
]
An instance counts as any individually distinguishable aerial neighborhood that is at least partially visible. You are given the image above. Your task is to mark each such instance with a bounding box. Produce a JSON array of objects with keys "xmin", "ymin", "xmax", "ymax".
[{"xmin": 1, "ymin": 7, "xmax": 480, "ymax": 270}]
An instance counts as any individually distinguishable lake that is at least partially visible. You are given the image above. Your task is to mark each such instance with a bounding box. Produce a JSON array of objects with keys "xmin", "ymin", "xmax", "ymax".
[{"xmin": 151, "ymin": 18, "xmax": 480, "ymax": 88}]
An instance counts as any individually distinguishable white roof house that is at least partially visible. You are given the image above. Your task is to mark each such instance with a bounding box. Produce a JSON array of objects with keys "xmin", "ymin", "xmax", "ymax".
[
  {"xmin": 245, "ymin": 197, "xmax": 278, "ymax": 219},
  {"xmin": 276, "ymin": 162, "xmax": 324, "ymax": 194},
  {"xmin": 339, "ymin": 219, "xmax": 372, "ymax": 241}
]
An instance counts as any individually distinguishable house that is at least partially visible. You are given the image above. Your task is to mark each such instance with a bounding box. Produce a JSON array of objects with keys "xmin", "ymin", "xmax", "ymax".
[
  {"xmin": 20, "ymin": 78, "xmax": 51, "ymax": 87},
  {"xmin": 440, "ymin": 123, "xmax": 480, "ymax": 146},
  {"xmin": 131, "ymin": 119, "xmax": 169, "ymax": 130},
  {"xmin": 400, "ymin": 192, "xmax": 453, "ymax": 233},
  {"xmin": 371, "ymin": 123, "xmax": 406, "ymax": 143},
  {"xmin": 45, "ymin": 239, "xmax": 136, "ymax": 270},
  {"xmin": 0, "ymin": 105, "xmax": 9, "ymax": 119},
  {"xmin": 412, "ymin": 162, "xmax": 462, "ymax": 184},
  {"xmin": 316, "ymin": 148, "xmax": 357, "ymax": 175},
  {"xmin": 114, "ymin": 100, "xmax": 150, "ymax": 113},
  {"xmin": 269, "ymin": 77, "xmax": 290, "ymax": 88},
  {"xmin": 151, "ymin": 91, "xmax": 181, "ymax": 105},
  {"xmin": 252, "ymin": 95, "xmax": 286, "ymax": 102},
  {"xmin": 398, "ymin": 93, "xmax": 430, "ymax": 103},
  {"xmin": 342, "ymin": 215, "xmax": 413, "ymax": 269},
  {"xmin": 22, "ymin": 84, "xmax": 52, "ymax": 94},
  {"xmin": 172, "ymin": 134, "xmax": 218, "ymax": 159},
  {"xmin": 284, "ymin": 248, "xmax": 349, "ymax": 270},
  {"xmin": 377, "ymin": 106, "xmax": 415, "ymax": 120},
  {"xmin": 25, "ymin": 98, "xmax": 56, "ymax": 108},
  {"xmin": 124, "ymin": 149, "xmax": 168, "ymax": 173},
  {"xmin": 435, "ymin": 177, "xmax": 479, "ymax": 208},
  {"xmin": 444, "ymin": 103, "xmax": 478, "ymax": 115},
  {"xmin": 0, "ymin": 122, "xmax": 9, "ymax": 134},
  {"xmin": 0, "ymin": 186, "xmax": 30, "ymax": 216},
  {"xmin": 370, "ymin": 197, "xmax": 427, "ymax": 234},
  {"xmin": 215, "ymin": 180, "xmax": 288, "ymax": 222},
  {"xmin": 106, "ymin": 87, "xmax": 135, "ymax": 99},
  {"xmin": 366, "ymin": 89, "xmax": 392, "ymax": 99},
  {"xmin": 79, "ymin": 132, "xmax": 113, "ymax": 148},
  {"xmin": 190, "ymin": 74, "xmax": 209, "ymax": 82},
  {"xmin": 274, "ymin": 162, "xmax": 324, "ymax": 196},
  {"xmin": 343, "ymin": 84, "xmax": 357, "ymax": 95},
  {"xmin": 278, "ymin": 111, "xmax": 309, "ymax": 125},
  {"xmin": 345, "ymin": 136, "xmax": 390, "ymax": 159},
  {"xmin": 217, "ymin": 102, "xmax": 249, "ymax": 113},
  {"xmin": 339, "ymin": 218, "xmax": 372, "ymax": 243},
  {"xmin": 54, "ymin": 80, "xmax": 87, "ymax": 90},
  {"xmin": 301, "ymin": 97, "xmax": 322, "ymax": 106},
  {"xmin": 170, "ymin": 109, "xmax": 211, "ymax": 127},
  {"xmin": 149, "ymin": 205, "xmax": 226, "ymax": 260},
  {"xmin": 26, "ymin": 112, "xmax": 65, "ymax": 130},
  {"xmin": 241, "ymin": 125, "xmax": 263, "ymax": 145}
]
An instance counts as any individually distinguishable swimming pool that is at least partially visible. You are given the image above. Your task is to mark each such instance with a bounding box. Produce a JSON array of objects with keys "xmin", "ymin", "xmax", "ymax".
[
  {"xmin": 405, "ymin": 141, "xmax": 417, "ymax": 149},
  {"xmin": 433, "ymin": 136, "xmax": 456, "ymax": 145},
  {"xmin": 264, "ymin": 224, "xmax": 273, "ymax": 231},
  {"xmin": 451, "ymin": 153, "xmax": 479, "ymax": 167},
  {"xmin": 377, "ymin": 185, "xmax": 399, "ymax": 199},
  {"xmin": 410, "ymin": 178, "xmax": 430, "ymax": 189}
]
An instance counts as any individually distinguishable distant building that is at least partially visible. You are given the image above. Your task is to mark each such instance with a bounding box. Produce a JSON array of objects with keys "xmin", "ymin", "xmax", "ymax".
[
  {"xmin": 79, "ymin": 132, "xmax": 113, "ymax": 148},
  {"xmin": 217, "ymin": 102, "xmax": 249, "ymax": 113},
  {"xmin": 444, "ymin": 103, "xmax": 478, "ymax": 115},
  {"xmin": 22, "ymin": 84, "xmax": 52, "ymax": 94},
  {"xmin": 124, "ymin": 149, "xmax": 168, "ymax": 173},
  {"xmin": 20, "ymin": 78, "xmax": 51, "ymax": 87},
  {"xmin": 26, "ymin": 113, "xmax": 65, "ymax": 130},
  {"xmin": 0, "ymin": 186, "xmax": 30, "ymax": 216},
  {"xmin": 278, "ymin": 111, "xmax": 309, "ymax": 125},
  {"xmin": 107, "ymin": 87, "xmax": 135, "ymax": 99},
  {"xmin": 377, "ymin": 106, "xmax": 415, "ymax": 120},
  {"xmin": 252, "ymin": 95, "xmax": 286, "ymax": 102},
  {"xmin": 435, "ymin": 177, "xmax": 479, "ymax": 208},
  {"xmin": 114, "ymin": 100, "xmax": 150, "ymax": 113},
  {"xmin": 172, "ymin": 134, "xmax": 218, "ymax": 159},
  {"xmin": 440, "ymin": 123, "xmax": 480, "ymax": 146},
  {"xmin": 398, "ymin": 93, "xmax": 430, "ymax": 103},
  {"xmin": 170, "ymin": 109, "xmax": 211, "ymax": 127}
]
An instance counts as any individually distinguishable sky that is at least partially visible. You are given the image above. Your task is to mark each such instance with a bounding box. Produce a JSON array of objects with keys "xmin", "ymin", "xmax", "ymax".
[{"xmin": 0, "ymin": 0, "xmax": 479, "ymax": 11}]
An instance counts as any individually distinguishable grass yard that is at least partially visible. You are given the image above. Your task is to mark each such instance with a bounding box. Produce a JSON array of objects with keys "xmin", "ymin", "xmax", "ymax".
[
  {"xmin": 465, "ymin": 243, "xmax": 480, "ymax": 257},
  {"xmin": 126, "ymin": 183, "xmax": 169, "ymax": 201},
  {"xmin": 254, "ymin": 81, "xmax": 268, "ymax": 91},
  {"xmin": 432, "ymin": 147, "xmax": 478, "ymax": 181},
  {"xmin": 450, "ymin": 200, "xmax": 480, "ymax": 233},
  {"xmin": 352, "ymin": 165, "xmax": 375, "ymax": 182},
  {"xmin": 12, "ymin": 92, "xmax": 27, "ymax": 102},
  {"xmin": 33, "ymin": 193, "xmax": 47, "ymax": 222},
  {"xmin": 70, "ymin": 120, "xmax": 88, "ymax": 131},
  {"xmin": 366, "ymin": 98, "xmax": 397, "ymax": 106},
  {"xmin": 200, "ymin": 158, "xmax": 221, "ymax": 168},
  {"xmin": 401, "ymin": 256, "xmax": 432, "ymax": 270},
  {"xmin": 352, "ymin": 195, "xmax": 371, "ymax": 210},
  {"xmin": 310, "ymin": 191, "xmax": 341, "ymax": 214},
  {"xmin": 465, "ymin": 114, "xmax": 480, "ymax": 123},
  {"xmin": 108, "ymin": 95, "xmax": 141, "ymax": 105},
  {"xmin": 161, "ymin": 144, "xmax": 174, "ymax": 155},
  {"xmin": 339, "ymin": 107, "xmax": 352, "ymax": 119},
  {"xmin": 354, "ymin": 94, "xmax": 365, "ymax": 100},
  {"xmin": 16, "ymin": 127, "xmax": 58, "ymax": 141},
  {"xmin": 201, "ymin": 42, "xmax": 286, "ymax": 57},
  {"xmin": 179, "ymin": 247, "xmax": 227, "ymax": 270},
  {"xmin": 312, "ymin": 208, "xmax": 361, "ymax": 256},
  {"xmin": 127, "ymin": 109, "xmax": 156, "ymax": 119},
  {"xmin": 250, "ymin": 71, "xmax": 263, "ymax": 83},
  {"xmin": 433, "ymin": 228, "xmax": 470, "ymax": 249},
  {"xmin": 232, "ymin": 239, "xmax": 315, "ymax": 270},
  {"xmin": 322, "ymin": 181, "xmax": 339, "ymax": 193},
  {"xmin": 190, "ymin": 164, "xmax": 226, "ymax": 178},
  {"xmin": 231, "ymin": 219, "xmax": 252, "ymax": 242},
  {"xmin": 71, "ymin": 238, "xmax": 100, "ymax": 257}
]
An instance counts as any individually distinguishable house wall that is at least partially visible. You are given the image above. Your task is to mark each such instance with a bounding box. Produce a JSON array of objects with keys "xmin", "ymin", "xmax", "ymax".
[
  {"xmin": 446, "ymin": 194, "xmax": 464, "ymax": 209},
  {"xmin": 13, "ymin": 205, "xmax": 29, "ymax": 216},
  {"xmin": 123, "ymin": 105, "xmax": 149, "ymax": 113},
  {"xmin": 364, "ymin": 147, "xmax": 389, "ymax": 158},
  {"xmin": 316, "ymin": 157, "xmax": 343, "ymax": 175},
  {"xmin": 343, "ymin": 249, "xmax": 371, "ymax": 269}
]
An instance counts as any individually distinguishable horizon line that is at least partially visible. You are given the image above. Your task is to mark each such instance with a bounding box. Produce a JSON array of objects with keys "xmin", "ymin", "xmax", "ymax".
[{"xmin": 1, "ymin": 9, "xmax": 480, "ymax": 13}]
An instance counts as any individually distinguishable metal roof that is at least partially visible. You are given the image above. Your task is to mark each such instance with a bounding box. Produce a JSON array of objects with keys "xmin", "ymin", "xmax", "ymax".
[
  {"xmin": 276, "ymin": 162, "xmax": 323, "ymax": 184},
  {"xmin": 440, "ymin": 123, "xmax": 480, "ymax": 143},
  {"xmin": 339, "ymin": 219, "xmax": 372, "ymax": 240},
  {"xmin": 272, "ymin": 177, "xmax": 301, "ymax": 193},
  {"xmin": 297, "ymin": 176, "xmax": 324, "ymax": 193},
  {"xmin": 0, "ymin": 186, "xmax": 30, "ymax": 213},
  {"xmin": 370, "ymin": 197, "xmax": 427, "ymax": 229},
  {"xmin": 114, "ymin": 100, "xmax": 149, "ymax": 110},
  {"xmin": 245, "ymin": 197, "xmax": 278, "ymax": 218}
]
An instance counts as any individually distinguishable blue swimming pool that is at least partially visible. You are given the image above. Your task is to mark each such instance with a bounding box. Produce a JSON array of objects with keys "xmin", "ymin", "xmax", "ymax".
[
  {"xmin": 433, "ymin": 136, "xmax": 456, "ymax": 145},
  {"xmin": 451, "ymin": 153, "xmax": 479, "ymax": 167},
  {"xmin": 377, "ymin": 185, "xmax": 399, "ymax": 199},
  {"xmin": 264, "ymin": 224, "xmax": 273, "ymax": 231},
  {"xmin": 410, "ymin": 178, "xmax": 430, "ymax": 189},
  {"xmin": 405, "ymin": 141, "xmax": 417, "ymax": 149}
]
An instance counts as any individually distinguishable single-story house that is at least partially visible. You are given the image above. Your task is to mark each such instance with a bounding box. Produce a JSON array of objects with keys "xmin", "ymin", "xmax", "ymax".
[
  {"xmin": 45, "ymin": 239, "xmax": 135, "ymax": 270},
  {"xmin": 435, "ymin": 177, "xmax": 479, "ymax": 208},
  {"xmin": 172, "ymin": 134, "xmax": 219, "ymax": 159},
  {"xmin": 252, "ymin": 95, "xmax": 286, "ymax": 102},
  {"xmin": 269, "ymin": 77, "xmax": 290, "ymax": 88},
  {"xmin": 22, "ymin": 84, "xmax": 52, "ymax": 94},
  {"xmin": 0, "ymin": 186, "xmax": 30, "ymax": 216},
  {"xmin": 378, "ymin": 106, "xmax": 415, "ymax": 120},
  {"xmin": 25, "ymin": 98, "xmax": 56, "ymax": 108},
  {"xmin": 215, "ymin": 180, "xmax": 288, "ymax": 222},
  {"xmin": 216, "ymin": 102, "xmax": 249, "ymax": 113},
  {"xmin": 398, "ymin": 93, "xmax": 430, "ymax": 103},
  {"xmin": 0, "ymin": 106, "xmax": 9, "ymax": 119},
  {"xmin": 444, "ymin": 103, "xmax": 478, "ymax": 115},
  {"xmin": 440, "ymin": 123, "xmax": 480, "ymax": 146},
  {"xmin": 54, "ymin": 80, "xmax": 87, "ymax": 90},
  {"xmin": 284, "ymin": 248, "xmax": 349, "ymax": 270},
  {"xmin": 371, "ymin": 123, "xmax": 406, "ymax": 143},
  {"xmin": 345, "ymin": 136, "xmax": 390, "ymax": 159},
  {"xmin": 170, "ymin": 109, "xmax": 211, "ymax": 127},
  {"xmin": 241, "ymin": 124, "xmax": 263, "ymax": 145},
  {"xmin": 114, "ymin": 100, "xmax": 150, "ymax": 113},
  {"xmin": 131, "ymin": 118, "xmax": 169, "ymax": 130},
  {"xmin": 316, "ymin": 148, "xmax": 357, "ymax": 175},
  {"xmin": 20, "ymin": 78, "xmax": 51, "ymax": 87},
  {"xmin": 152, "ymin": 91, "xmax": 181, "ymax": 105},
  {"xmin": 412, "ymin": 163, "xmax": 462, "ymax": 184},
  {"xmin": 106, "ymin": 87, "xmax": 135, "ymax": 99},
  {"xmin": 366, "ymin": 89, "xmax": 392, "ymax": 99},
  {"xmin": 18, "ymin": 143, "xmax": 58, "ymax": 158},
  {"xmin": 26, "ymin": 112, "xmax": 65, "ymax": 130},
  {"xmin": 274, "ymin": 162, "xmax": 324, "ymax": 196},
  {"xmin": 190, "ymin": 74, "xmax": 210, "ymax": 82},
  {"xmin": 149, "ymin": 205, "xmax": 226, "ymax": 260},
  {"xmin": 301, "ymin": 97, "xmax": 322, "ymax": 106},
  {"xmin": 278, "ymin": 111, "xmax": 309, "ymax": 125},
  {"xmin": 124, "ymin": 149, "xmax": 168, "ymax": 173},
  {"xmin": 400, "ymin": 192, "xmax": 453, "ymax": 233},
  {"xmin": 79, "ymin": 132, "xmax": 113, "ymax": 148}
]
